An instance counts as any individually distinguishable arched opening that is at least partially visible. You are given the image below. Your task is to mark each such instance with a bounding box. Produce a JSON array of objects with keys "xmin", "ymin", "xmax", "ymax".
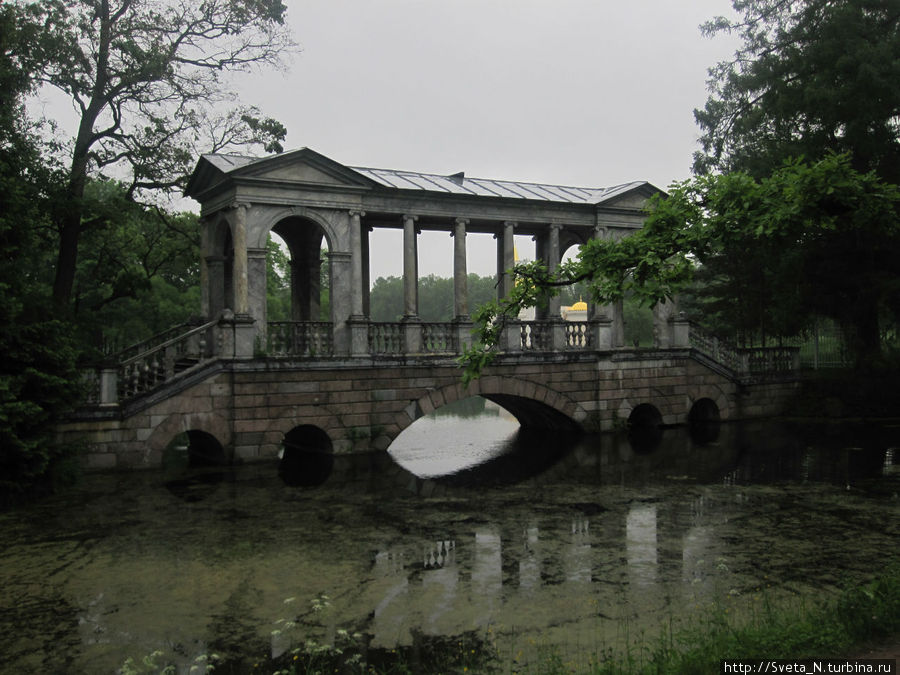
[
  {"xmin": 388, "ymin": 395, "xmax": 578, "ymax": 482},
  {"xmin": 388, "ymin": 396, "xmax": 521, "ymax": 478},
  {"xmin": 270, "ymin": 217, "xmax": 331, "ymax": 323},
  {"xmin": 627, "ymin": 403, "xmax": 663, "ymax": 454},
  {"xmin": 161, "ymin": 430, "xmax": 227, "ymax": 501},
  {"xmin": 559, "ymin": 244, "xmax": 589, "ymax": 322},
  {"xmin": 688, "ymin": 398, "xmax": 722, "ymax": 445},
  {"xmin": 279, "ymin": 425, "xmax": 334, "ymax": 487}
]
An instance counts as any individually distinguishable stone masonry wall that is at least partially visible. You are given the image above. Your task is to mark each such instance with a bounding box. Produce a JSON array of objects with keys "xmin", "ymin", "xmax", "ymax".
[{"xmin": 59, "ymin": 352, "xmax": 798, "ymax": 471}]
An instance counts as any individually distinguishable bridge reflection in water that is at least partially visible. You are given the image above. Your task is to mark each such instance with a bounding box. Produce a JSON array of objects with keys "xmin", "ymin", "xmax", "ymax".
[{"xmin": 2, "ymin": 407, "xmax": 897, "ymax": 674}]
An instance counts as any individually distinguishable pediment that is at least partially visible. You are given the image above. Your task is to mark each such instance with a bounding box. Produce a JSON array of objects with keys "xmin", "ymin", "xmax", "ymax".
[
  {"xmin": 184, "ymin": 148, "xmax": 376, "ymax": 200},
  {"xmin": 234, "ymin": 148, "xmax": 375, "ymax": 188},
  {"xmin": 596, "ymin": 182, "xmax": 665, "ymax": 209}
]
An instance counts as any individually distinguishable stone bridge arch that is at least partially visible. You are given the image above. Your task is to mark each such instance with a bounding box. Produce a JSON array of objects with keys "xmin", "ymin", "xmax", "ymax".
[
  {"xmin": 146, "ymin": 411, "xmax": 233, "ymax": 466},
  {"xmin": 257, "ymin": 405, "xmax": 347, "ymax": 460},
  {"xmin": 397, "ymin": 375, "xmax": 586, "ymax": 441},
  {"xmin": 685, "ymin": 383, "xmax": 733, "ymax": 422}
]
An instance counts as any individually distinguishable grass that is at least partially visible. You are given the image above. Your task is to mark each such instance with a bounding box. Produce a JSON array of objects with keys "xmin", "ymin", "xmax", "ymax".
[{"xmin": 122, "ymin": 568, "xmax": 900, "ymax": 674}]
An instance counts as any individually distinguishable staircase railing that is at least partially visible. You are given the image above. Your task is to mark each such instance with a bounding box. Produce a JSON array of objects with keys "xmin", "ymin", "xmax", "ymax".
[
  {"xmin": 115, "ymin": 319, "xmax": 218, "ymax": 401},
  {"xmin": 687, "ymin": 324, "xmax": 799, "ymax": 381}
]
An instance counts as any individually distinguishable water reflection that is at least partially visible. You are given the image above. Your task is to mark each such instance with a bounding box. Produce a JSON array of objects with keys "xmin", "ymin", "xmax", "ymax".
[
  {"xmin": 389, "ymin": 397, "xmax": 521, "ymax": 478},
  {"xmin": 1, "ymin": 416, "xmax": 898, "ymax": 673}
]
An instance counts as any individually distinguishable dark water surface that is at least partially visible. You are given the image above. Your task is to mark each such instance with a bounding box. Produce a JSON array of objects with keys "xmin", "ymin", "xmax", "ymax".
[{"xmin": 1, "ymin": 402, "xmax": 899, "ymax": 673}]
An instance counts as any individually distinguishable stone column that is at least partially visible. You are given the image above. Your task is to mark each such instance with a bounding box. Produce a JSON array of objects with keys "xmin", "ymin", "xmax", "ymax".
[
  {"xmin": 612, "ymin": 298, "xmax": 626, "ymax": 348},
  {"xmin": 401, "ymin": 214, "xmax": 422, "ymax": 354},
  {"xmin": 453, "ymin": 218, "xmax": 469, "ymax": 319},
  {"xmin": 362, "ymin": 225, "xmax": 372, "ymax": 318},
  {"xmin": 548, "ymin": 224, "xmax": 567, "ymax": 351},
  {"xmin": 348, "ymin": 210, "xmax": 369, "ymax": 356},
  {"xmin": 497, "ymin": 220, "xmax": 516, "ymax": 300},
  {"xmin": 452, "ymin": 218, "xmax": 472, "ymax": 353},
  {"xmin": 652, "ymin": 298, "xmax": 677, "ymax": 348},
  {"xmin": 533, "ymin": 233, "xmax": 548, "ymax": 320},
  {"xmin": 548, "ymin": 223, "xmax": 562, "ymax": 320},
  {"xmin": 329, "ymin": 251, "xmax": 352, "ymax": 355},
  {"xmin": 402, "ymin": 214, "xmax": 419, "ymax": 319},
  {"xmin": 247, "ymin": 247, "xmax": 267, "ymax": 345},
  {"xmin": 590, "ymin": 226, "xmax": 613, "ymax": 350},
  {"xmin": 231, "ymin": 202, "xmax": 250, "ymax": 316},
  {"xmin": 349, "ymin": 210, "xmax": 366, "ymax": 318},
  {"xmin": 228, "ymin": 202, "xmax": 256, "ymax": 357}
]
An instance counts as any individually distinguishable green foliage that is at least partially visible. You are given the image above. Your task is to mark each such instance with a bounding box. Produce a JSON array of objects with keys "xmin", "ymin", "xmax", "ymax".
[
  {"xmin": 70, "ymin": 180, "xmax": 202, "ymax": 352},
  {"xmin": 694, "ymin": 0, "xmax": 900, "ymax": 183},
  {"xmin": 460, "ymin": 154, "xmax": 900, "ymax": 379},
  {"xmin": 1, "ymin": 0, "xmax": 295, "ymax": 307},
  {"xmin": 686, "ymin": 0, "xmax": 900, "ymax": 354},
  {"xmin": 369, "ymin": 273, "xmax": 499, "ymax": 322},
  {"xmin": 266, "ymin": 236, "xmax": 292, "ymax": 322},
  {"xmin": 0, "ymin": 4, "xmax": 83, "ymax": 501}
]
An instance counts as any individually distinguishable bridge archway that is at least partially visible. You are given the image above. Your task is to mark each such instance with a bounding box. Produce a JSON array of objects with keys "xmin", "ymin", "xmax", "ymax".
[
  {"xmin": 398, "ymin": 377, "xmax": 585, "ymax": 439},
  {"xmin": 268, "ymin": 213, "xmax": 334, "ymax": 323},
  {"xmin": 688, "ymin": 397, "xmax": 722, "ymax": 445},
  {"xmin": 279, "ymin": 424, "xmax": 334, "ymax": 486},
  {"xmin": 686, "ymin": 385, "xmax": 732, "ymax": 422},
  {"xmin": 146, "ymin": 411, "xmax": 232, "ymax": 468}
]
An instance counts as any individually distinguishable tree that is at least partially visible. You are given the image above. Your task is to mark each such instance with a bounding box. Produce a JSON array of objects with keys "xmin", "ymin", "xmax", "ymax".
[
  {"xmin": 688, "ymin": 0, "xmax": 900, "ymax": 353},
  {"xmin": 694, "ymin": 0, "xmax": 900, "ymax": 182},
  {"xmin": 71, "ymin": 180, "xmax": 203, "ymax": 351},
  {"xmin": 0, "ymin": 4, "xmax": 83, "ymax": 500},
  {"xmin": 460, "ymin": 154, "xmax": 900, "ymax": 379},
  {"xmin": 369, "ymin": 274, "xmax": 502, "ymax": 323},
  {"xmin": 8, "ymin": 0, "xmax": 295, "ymax": 309}
]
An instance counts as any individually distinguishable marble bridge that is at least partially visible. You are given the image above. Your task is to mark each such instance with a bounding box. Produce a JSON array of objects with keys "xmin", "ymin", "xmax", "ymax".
[{"xmin": 61, "ymin": 149, "xmax": 800, "ymax": 470}]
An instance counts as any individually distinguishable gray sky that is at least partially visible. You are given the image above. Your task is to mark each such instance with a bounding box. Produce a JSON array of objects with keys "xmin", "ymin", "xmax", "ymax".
[
  {"xmin": 34, "ymin": 0, "xmax": 740, "ymax": 283},
  {"xmin": 235, "ymin": 0, "xmax": 739, "ymax": 281}
]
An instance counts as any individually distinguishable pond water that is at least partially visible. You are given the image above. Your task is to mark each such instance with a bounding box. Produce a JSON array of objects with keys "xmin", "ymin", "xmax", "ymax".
[{"xmin": 1, "ymin": 398, "xmax": 899, "ymax": 673}]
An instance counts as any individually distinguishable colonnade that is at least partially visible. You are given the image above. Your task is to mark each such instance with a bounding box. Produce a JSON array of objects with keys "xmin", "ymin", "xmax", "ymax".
[{"xmin": 197, "ymin": 200, "xmax": 674, "ymax": 357}]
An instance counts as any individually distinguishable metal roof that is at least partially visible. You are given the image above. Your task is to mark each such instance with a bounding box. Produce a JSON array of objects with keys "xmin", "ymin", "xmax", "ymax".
[{"xmin": 200, "ymin": 151, "xmax": 649, "ymax": 206}]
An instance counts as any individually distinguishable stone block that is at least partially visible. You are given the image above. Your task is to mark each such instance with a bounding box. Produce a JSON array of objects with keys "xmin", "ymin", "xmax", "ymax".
[
  {"xmin": 234, "ymin": 445, "xmax": 259, "ymax": 461},
  {"xmin": 85, "ymin": 453, "xmax": 117, "ymax": 470},
  {"xmin": 371, "ymin": 389, "xmax": 398, "ymax": 402},
  {"xmin": 428, "ymin": 389, "xmax": 446, "ymax": 409}
]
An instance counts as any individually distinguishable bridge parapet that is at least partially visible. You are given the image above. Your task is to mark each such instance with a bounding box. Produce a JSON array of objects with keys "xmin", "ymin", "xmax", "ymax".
[
  {"xmin": 687, "ymin": 323, "xmax": 800, "ymax": 383},
  {"xmin": 80, "ymin": 317, "xmax": 800, "ymax": 409}
]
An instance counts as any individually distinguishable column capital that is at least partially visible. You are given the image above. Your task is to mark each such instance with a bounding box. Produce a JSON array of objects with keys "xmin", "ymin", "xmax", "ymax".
[
  {"xmin": 549, "ymin": 222, "xmax": 564, "ymax": 231},
  {"xmin": 402, "ymin": 214, "xmax": 418, "ymax": 223},
  {"xmin": 348, "ymin": 209, "xmax": 366, "ymax": 218},
  {"xmin": 503, "ymin": 220, "xmax": 517, "ymax": 228},
  {"xmin": 593, "ymin": 225, "xmax": 609, "ymax": 239},
  {"xmin": 455, "ymin": 217, "xmax": 470, "ymax": 225},
  {"xmin": 228, "ymin": 200, "xmax": 252, "ymax": 212}
]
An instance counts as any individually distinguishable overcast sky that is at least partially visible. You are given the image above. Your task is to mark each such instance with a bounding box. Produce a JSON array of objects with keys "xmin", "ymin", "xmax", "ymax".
[
  {"xmin": 233, "ymin": 0, "xmax": 739, "ymax": 281},
  {"xmin": 35, "ymin": 1, "xmax": 740, "ymax": 282}
]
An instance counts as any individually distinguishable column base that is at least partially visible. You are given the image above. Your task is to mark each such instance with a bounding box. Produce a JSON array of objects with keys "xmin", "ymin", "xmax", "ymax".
[{"xmin": 348, "ymin": 316, "xmax": 370, "ymax": 356}]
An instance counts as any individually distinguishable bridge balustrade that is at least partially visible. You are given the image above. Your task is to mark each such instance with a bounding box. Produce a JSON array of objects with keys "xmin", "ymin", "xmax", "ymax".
[
  {"xmin": 687, "ymin": 327, "xmax": 745, "ymax": 372},
  {"xmin": 421, "ymin": 322, "xmax": 458, "ymax": 354},
  {"xmin": 267, "ymin": 321, "xmax": 334, "ymax": 357},
  {"xmin": 520, "ymin": 321, "xmax": 552, "ymax": 350},
  {"xmin": 368, "ymin": 322, "xmax": 404, "ymax": 355},
  {"xmin": 565, "ymin": 322, "xmax": 592, "ymax": 349},
  {"xmin": 745, "ymin": 346, "xmax": 800, "ymax": 375},
  {"xmin": 115, "ymin": 320, "xmax": 217, "ymax": 400},
  {"xmin": 81, "ymin": 317, "xmax": 801, "ymax": 408}
]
